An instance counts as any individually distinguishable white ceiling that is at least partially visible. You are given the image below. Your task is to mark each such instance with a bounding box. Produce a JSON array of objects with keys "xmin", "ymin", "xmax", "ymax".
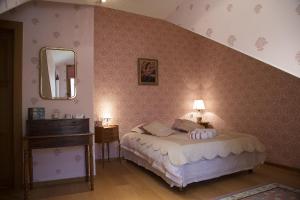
[
  {"xmin": 43, "ymin": 0, "xmax": 185, "ymax": 19},
  {"xmin": 0, "ymin": 0, "xmax": 30, "ymax": 14},
  {"xmin": 3, "ymin": 1, "xmax": 297, "ymax": 78}
]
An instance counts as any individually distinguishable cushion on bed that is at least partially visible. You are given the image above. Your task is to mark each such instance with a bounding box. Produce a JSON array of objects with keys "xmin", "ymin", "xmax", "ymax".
[
  {"xmin": 172, "ymin": 119, "xmax": 204, "ymax": 132},
  {"xmin": 142, "ymin": 121, "xmax": 175, "ymax": 137},
  {"xmin": 131, "ymin": 123, "xmax": 145, "ymax": 134},
  {"xmin": 189, "ymin": 128, "xmax": 218, "ymax": 140}
]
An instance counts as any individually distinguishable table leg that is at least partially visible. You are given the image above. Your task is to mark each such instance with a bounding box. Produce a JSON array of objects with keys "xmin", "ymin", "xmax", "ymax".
[
  {"xmin": 89, "ymin": 142, "xmax": 94, "ymax": 191},
  {"xmin": 102, "ymin": 142, "xmax": 104, "ymax": 168},
  {"xmin": 118, "ymin": 140, "xmax": 121, "ymax": 163},
  {"xmin": 85, "ymin": 145, "xmax": 89, "ymax": 182},
  {"xmin": 107, "ymin": 142, "xmax": 110, "ymax": 161},
  {"xmin": 29, "ymin": 149, "xmax": 33, "ymax": 189},
  {"xmin": 23, "ymin": 143, "xmax": 29, "ymax": 200}
]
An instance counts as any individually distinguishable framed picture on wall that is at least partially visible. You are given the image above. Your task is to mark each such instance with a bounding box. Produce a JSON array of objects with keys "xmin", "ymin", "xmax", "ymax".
[{"xmin": 138, "ymin": 58, "xmax": 158, "ymax": 85}]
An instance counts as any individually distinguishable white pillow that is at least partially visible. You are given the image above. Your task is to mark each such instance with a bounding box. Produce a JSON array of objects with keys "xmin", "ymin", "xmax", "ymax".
[
  {"xmin": 142, "ymin": 121, "xmax": 174, "ymax": 137},
  {"xmin": 172, "ymin": 119, "xmax": 204, "ymax": 132},
  {"xmin": 131, "ymin": 123, "xmax": 145, "ymax": 134}
]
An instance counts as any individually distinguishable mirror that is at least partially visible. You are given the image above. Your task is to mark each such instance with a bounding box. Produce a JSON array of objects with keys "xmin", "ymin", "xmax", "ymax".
[{"xmin": 39, "ymin": 47, "xmax": 76, "ymax": 100}]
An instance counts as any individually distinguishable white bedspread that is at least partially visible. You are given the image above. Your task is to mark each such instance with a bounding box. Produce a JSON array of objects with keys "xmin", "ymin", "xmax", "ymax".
[{"xmin": 121, "ymin": 130, "xmax": 265, "ymax": 166}]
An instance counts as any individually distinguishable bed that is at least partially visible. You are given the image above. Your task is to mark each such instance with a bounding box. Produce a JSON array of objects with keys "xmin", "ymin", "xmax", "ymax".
[{"xmin": 121, "ymin": 128, "xmax": 266, "ymax": 188}]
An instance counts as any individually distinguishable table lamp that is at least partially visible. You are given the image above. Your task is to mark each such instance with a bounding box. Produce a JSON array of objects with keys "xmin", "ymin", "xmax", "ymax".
[
  {"xmin": 102, "ymin": 112, "xmax": 112, "ymax": 127},
  {"xmin": 193, "ymin": 100, "xmax": 205, "ymax": 124}
]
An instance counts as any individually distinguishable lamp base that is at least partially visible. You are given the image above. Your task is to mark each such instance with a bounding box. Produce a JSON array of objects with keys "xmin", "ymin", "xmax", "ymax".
[
  {"xmin": 196, "ymin": 117, "xmax": 202, "ymax": 124},
  {"xmin": 102, "ymin": 118, "xmax": 111, "ymax": 127}
]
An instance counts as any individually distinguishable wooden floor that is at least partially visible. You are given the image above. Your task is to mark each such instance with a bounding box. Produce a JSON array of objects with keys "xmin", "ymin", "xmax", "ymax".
[{"xmin": 1, "ymin": 159, "xmax": 300, "ymax": 200}]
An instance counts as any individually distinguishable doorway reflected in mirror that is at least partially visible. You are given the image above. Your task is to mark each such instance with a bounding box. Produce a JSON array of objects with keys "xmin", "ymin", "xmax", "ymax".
[{"xmin": 39, "ymin": 47, "xmax": 77, "ymax": 100}]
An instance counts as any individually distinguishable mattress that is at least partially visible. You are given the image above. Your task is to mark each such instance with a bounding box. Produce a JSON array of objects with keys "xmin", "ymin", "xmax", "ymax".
[{"xmin": 121, "ymin": 131, "xmax": 266, "ymax": 187}]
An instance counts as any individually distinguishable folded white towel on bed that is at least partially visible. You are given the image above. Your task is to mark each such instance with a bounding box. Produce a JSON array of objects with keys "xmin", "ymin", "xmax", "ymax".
[{"xmin": 189, "ymin": 129, "xmax": 218, "ymax": 140}]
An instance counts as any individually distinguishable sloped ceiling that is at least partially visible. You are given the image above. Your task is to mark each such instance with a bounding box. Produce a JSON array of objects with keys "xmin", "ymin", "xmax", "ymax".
[
  {"xmin": 0, "ymin": 0, "xmax": 185, "ymax": 18},
  {"xmin": 167, "ymin": 0, "xmax": 300, "ymax": 78},
  {"xmin": 44, "ymin": 0, "xmax": 186, "ymax": 19},
  {"xmin": 0, "ymin": 0, "xmax": 30, "ymax": 14},
  {"xmin": 1, "ymin": 0, "xmax": 300, "ymax": 78}
]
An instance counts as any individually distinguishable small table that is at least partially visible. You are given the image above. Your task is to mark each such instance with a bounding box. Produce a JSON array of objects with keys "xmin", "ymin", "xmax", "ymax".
[
  {"xmin": 23, "ymin": 133, "xmax": 94, "ymax": 200},
  {"xmin": 95, "ymin": 125, "xmax": 120, "ymax": 167}
]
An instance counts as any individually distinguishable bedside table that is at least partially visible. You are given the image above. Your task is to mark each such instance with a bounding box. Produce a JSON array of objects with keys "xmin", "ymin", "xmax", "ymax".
[
  {"xmin": 199, "ymin": 122, "xmax": 213, "ymax": 129},
  {"xmin": 95, "ymin": 125, "xmax": 120, "ymax": 167}
]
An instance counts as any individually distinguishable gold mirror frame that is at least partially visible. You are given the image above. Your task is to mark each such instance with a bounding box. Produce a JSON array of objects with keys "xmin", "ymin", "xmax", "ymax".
[{"xmin": 39, "ymin": 47, "xmax": 77, "ymax": 100}]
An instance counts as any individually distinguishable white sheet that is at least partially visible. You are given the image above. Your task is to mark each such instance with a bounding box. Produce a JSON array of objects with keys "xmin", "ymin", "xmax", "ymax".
[
  {"xmin": 121, "ymin": 130, "xmax": 266, "ymax": 187},
  {"xmin": 122, "ymin": 147, "xmax": 265, "ymax": 187},
  {"xmin": 121, "ymin": 131, "xmax": 265, "ymax": 166}
]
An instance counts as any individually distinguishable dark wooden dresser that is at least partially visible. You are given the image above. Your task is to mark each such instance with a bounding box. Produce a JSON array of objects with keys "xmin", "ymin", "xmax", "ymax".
[{"xmin": 23, "ymin": 119, "xmax": 94, "ymax": 200}]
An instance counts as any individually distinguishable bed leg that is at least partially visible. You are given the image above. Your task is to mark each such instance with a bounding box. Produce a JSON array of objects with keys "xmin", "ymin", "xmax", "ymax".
[{"xmin": 248, "ymin": 169, "xmax": 253, "ymax": 174}]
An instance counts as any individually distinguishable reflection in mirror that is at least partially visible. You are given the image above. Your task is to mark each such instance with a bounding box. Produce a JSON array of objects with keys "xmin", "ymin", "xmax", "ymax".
[{"xmin": 40, "ymin": 47, "xmax": 76, "ymax": 99}]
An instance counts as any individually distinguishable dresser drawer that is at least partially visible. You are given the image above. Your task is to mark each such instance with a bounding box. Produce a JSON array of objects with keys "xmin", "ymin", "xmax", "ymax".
[
  {"xmin": 95, "ymin": 125, "xmax": 119, "ymax": 143},
  {"xmin": 27, "ymin": 119, "xmax": 89, "ymax": 136}
]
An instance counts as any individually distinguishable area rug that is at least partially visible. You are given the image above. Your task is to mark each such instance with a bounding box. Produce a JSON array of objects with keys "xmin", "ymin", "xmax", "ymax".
[{"xmin": 216, "ymin": 183, "xmax": 300, "ymax": 200}]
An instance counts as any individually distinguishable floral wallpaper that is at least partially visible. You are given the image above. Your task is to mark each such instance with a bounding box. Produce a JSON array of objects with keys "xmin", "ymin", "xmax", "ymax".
[
  {"xmin": 94, "ymin": 7, "xmax": 300, "ymax": 169},
  {"xmin": 198, "ymin": 38, "xmax": 300, "ymax": 169},
  {"xmin": 0, "ymin": 1, "xmax": 94, "ymax": 181},
  {"xmin": 167, "ymin": 0, "xmax": 300, "ymax": 78},
  {"xmin": 94, "ymin": 7, "xmax": 203, "ymax": 157}
]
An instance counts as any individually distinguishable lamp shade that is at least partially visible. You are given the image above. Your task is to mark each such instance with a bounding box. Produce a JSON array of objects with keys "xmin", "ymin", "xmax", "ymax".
[
  {"xmin": 102, "ymin": 112, "xmax": 112, "ymax": 119},
  {"xmin": 193, "ymin": 100, "xmax": 205, "ymax": 110}
]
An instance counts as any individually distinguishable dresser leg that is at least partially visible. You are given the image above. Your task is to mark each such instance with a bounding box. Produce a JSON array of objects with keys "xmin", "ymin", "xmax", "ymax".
[
  {"xmin": 23, "ymin": 145, "xmax": 29, "ymax": 200},
  {"xmin": 85, "ymin": 145, "xmax": 89, "ymax": 182},
  {"xmin": 118, "ymin": 140, "xmax": 121, "ymax": 163},
  {"xmin": 107, "ymin": 143, "xmax": 110, "ymax": 161},
  {"xmin": 89, "ymin": 143, "xmax": 94, "ymax": 191},
  {"xmin": 102, "ymin": 142, "xmax": 104, "ymax": 168},
  {"xmin": 29, "ymin": 149, "xmax": 33, "ymax": 189}
]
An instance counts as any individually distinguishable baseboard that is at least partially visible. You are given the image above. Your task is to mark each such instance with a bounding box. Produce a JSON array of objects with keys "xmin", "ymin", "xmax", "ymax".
[
  {"xmin": 265, "ymin": 162, "xmax": 300, "ymax": 172},
  {"xmin": 33, "ymin": 176, "xmax": 92, "ymax": 187}
]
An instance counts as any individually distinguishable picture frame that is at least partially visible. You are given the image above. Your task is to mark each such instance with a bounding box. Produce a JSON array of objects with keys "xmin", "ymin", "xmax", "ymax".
[{"xmin": 138, "ymin": 58, "xmax": 158, "ymax": 85}]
